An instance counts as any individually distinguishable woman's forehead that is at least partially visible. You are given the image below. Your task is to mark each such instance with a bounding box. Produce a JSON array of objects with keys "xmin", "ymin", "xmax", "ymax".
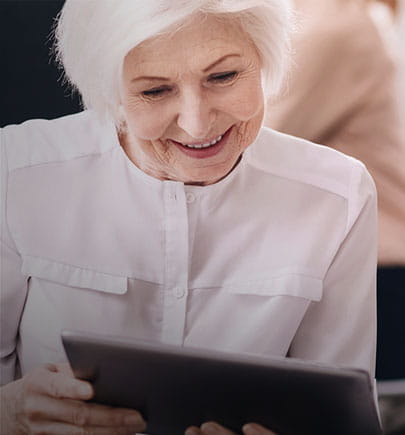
[{"xmin": 123, "ymin": 15, "xmax": 257, "ymax": 76}]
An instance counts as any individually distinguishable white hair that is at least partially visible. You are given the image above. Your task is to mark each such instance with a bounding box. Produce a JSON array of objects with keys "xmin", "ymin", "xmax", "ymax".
[{"xmin": 54, "ymin": 0, "xmax": 293, "ymax": 126}]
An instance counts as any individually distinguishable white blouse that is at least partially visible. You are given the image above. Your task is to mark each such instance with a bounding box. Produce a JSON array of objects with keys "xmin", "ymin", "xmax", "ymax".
[{"xmin": 0, "ymin": 110, "xmax": 377, "ymax": 386}]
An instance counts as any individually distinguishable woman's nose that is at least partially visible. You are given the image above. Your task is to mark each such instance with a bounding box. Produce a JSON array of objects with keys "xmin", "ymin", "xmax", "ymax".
[{"xmin": 176, "ymin": 90, "xmax": 215, "ymax": 139}]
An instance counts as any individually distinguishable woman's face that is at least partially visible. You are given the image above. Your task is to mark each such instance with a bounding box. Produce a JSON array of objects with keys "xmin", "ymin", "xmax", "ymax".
[{"xmin": 120, "ymin": 15, "xmax": 265, "ymax": 185}]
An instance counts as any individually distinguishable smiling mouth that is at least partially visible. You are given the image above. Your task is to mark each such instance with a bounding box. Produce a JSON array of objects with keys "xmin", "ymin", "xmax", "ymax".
[
  {"xmin": 170, "ymin": 129, "xmax": 231, "ymax": 149},
  {"xmin": 169, "ymin": 126, "xmax": 233, "ymax": 159},
  {"xmin": 178, "ymin": 134, "xmax": 223, "ymax": 149}
]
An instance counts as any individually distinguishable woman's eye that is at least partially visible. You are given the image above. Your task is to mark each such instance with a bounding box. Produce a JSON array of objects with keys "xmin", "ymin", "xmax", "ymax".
[
  {"xmin": 141, "ymin": 86, "xmax": 171, "ymax": 98},
  {"xmin": 209, "ymin": 71, "xmax": 238, "ymax": 83}
]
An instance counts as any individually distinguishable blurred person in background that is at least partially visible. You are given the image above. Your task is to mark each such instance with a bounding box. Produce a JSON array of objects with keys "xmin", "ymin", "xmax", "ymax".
[
  {"xmin": 265, "ymin": 0, "xmax": 405, "ymax": 432},
  {"xmin": 397, "ymin": 0, "xmax": 405, "ymax": 122}
]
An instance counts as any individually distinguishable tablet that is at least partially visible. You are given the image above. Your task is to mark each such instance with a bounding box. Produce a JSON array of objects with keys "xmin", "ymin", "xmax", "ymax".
[{"xmin": 62, "ymin": 330, "xmax": 382, "ymax": 435}]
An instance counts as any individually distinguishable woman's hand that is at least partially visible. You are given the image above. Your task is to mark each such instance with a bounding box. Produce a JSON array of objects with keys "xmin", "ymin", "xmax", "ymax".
[
  {"xmin": 185, "ymin": 421, "xmax": 277, "ymax": 435},
  {"xmin": 0, "ymin": 363, "xmax": 146, "ymax": 435}
]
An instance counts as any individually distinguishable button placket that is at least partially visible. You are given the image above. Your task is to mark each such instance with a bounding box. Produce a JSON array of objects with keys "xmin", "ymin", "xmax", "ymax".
[{"xmin": 162, "ymin": 182, "xmax": 189, "ymax": 346}]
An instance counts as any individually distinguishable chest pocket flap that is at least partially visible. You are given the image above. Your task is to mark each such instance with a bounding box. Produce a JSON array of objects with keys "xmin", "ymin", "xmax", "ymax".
[
  {"xmin": 223, "ymin": 273, "xmax": 322, "ymax": 301},
  {"xmin": 21, "ymin": 255, "xmax": 127, "ymax": 295}
]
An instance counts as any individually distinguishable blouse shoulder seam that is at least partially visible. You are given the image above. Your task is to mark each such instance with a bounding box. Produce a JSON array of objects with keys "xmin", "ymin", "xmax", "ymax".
[
  {"xmin": 246, "ymin": 160, "xmax": 350, "ymax": 200},
  {"xmin": 8, "ymin": 146, "xmax": 117, "ymax": 174}
]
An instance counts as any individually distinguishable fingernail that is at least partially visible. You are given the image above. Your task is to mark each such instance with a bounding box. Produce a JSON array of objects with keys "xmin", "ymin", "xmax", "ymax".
[
  {"xmin": 185, "ymin": 427, "xmax": 201, "ymax": 435},
  {"xmin": 124, "ymin": 413, "xmax": 144, "ymax": 426},
  {"xmin": 243, "ymin": 423, "xmax": 274, "ymax": 435},
  {"xmin": 78, "ymin": 384, "xmax": 92, "ymax": 397},
  {"xmin": 200, "ymin": 422, "xmax": 222, "ymax": 433}
]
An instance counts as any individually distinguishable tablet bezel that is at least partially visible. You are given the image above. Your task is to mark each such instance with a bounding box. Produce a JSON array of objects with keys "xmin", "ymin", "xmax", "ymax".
[{"xmin": 62, "ymin": 330, "xmax": 382, "ymax": 435}]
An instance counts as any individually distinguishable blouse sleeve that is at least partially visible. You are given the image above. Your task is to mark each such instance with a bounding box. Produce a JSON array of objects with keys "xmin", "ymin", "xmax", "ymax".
[
  {"xmin": 288, "ymin": 161, "xmax": 378, "ymax": 376},
  {"xmin": 0, "ymin": 128, "xmax": 28, "ymax": 385}
]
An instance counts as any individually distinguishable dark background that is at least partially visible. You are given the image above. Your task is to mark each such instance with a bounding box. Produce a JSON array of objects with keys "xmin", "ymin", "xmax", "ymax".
[{"xmin": 0, "ymin": 0, "xmax": 81, "ymax": 127}]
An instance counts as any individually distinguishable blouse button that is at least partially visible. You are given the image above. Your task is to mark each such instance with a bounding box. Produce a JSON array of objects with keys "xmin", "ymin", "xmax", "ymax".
[
  {"xmin": 174, "ymin": 287, "xmax": 186, "ymax": 299},
  {"xmin": 186, "ymin": 193, "xmax": 195, "ymax": 203}
]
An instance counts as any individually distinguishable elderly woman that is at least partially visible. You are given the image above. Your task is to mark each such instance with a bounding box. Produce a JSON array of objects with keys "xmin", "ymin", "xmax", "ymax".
[{"xmin": 0, "ymin": 0, "xmax": 377, "ymax": 434}]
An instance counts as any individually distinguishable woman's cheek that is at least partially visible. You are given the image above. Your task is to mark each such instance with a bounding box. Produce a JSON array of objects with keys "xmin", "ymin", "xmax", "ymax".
[
  {"xmin": 124, "ymin": 106, "xmax": 171, "ymax": 141},
  {"xmin": 224, "ymin": 84, "xmax": 264, "ymax": 121}
]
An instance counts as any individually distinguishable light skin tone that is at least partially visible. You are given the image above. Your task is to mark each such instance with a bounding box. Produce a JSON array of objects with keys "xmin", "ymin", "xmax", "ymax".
[
  {"xmin": 0, "ymin": 363, "xmax": 146, "ymax": 434},
  {"xmin": 185, "ymin": 422, "xmax": 276, "ymax": 435},
  {"xmin": 0, "ymin": 14, "xmax": 276, "ymax": 435},
  {"xmin": 119, "ymin": 13, "xmax": 265, "ymax": 186}
]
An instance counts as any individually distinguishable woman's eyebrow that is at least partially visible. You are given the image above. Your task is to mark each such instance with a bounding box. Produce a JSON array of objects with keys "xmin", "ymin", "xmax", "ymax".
[
  {"xmin": 203, "ymin": 54, "xmax": 241, "ymax": 72},
  {"xmin": 131, "ymin": 76, "xmax": 170, "ymax": 84},
  {"xmin": 130, "ymin": 54, "xmax": 241, "ymax": 83}
]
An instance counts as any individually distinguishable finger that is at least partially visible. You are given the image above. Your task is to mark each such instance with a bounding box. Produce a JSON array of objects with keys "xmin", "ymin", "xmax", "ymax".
[
  {"xmin": 54, "ymin": 362, "xmax": 75, "ymax": 376},
  {"xmin": 29, "ymin": 421, "xmax": 141, "ymax": 435},
  {"xmin": 242, "ymin": 423, "xmax": 277, "ymax": 435},
  {"xmin": 58, "ymin": 400, "xmax": 146, "ymax": 430},
  {"xmin": 200, "ymin": 421, "xmax": 236, "ymax": 434},
  {"xmin": 26, "ymin": 365, "xmax": 93, "ymax": 400},
  {"xmin": 185, "ymin": 426, "xmax": 203, "ymax": 435},
  {"xmin": 24, "ymin": 395, "xmax": 146, "ymax": 430}
]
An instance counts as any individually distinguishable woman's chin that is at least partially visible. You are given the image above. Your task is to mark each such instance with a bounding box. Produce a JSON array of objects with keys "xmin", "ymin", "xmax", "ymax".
[{"xmin": 181, "ymin": 159, "xmax": 240, "ymax": 186}]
